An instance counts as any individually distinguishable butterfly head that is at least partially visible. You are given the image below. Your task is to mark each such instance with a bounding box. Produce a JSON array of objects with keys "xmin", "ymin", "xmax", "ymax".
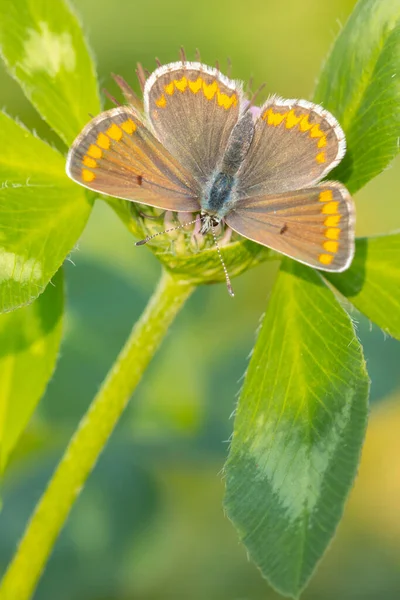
[{"xmin": 199, "ymin": 212, "xmax": 221, "ymax": 235}]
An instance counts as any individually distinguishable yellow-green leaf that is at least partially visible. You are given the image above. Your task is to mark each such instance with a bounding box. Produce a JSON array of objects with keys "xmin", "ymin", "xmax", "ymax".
[
  {"xmin": 314, "ymin": 0, "xmax": 400, "ymax": 193},
  {"xmin": 0, "ymin": 269, "xmax": 63, "ymax": 473},
  {"xmin": 0, "ymin": 112, "xmax": 92, "ymax": 312},
  {"xmin": 224, "ymin": 260, "xmax": 369, "ymax": 598},
  {"xmin": 0, "ymin": 0, "xmax": 100, "ymax": 145},
  {"xmin": 326, "ymin": 233, "xmax": 400, "ymax": 339}
]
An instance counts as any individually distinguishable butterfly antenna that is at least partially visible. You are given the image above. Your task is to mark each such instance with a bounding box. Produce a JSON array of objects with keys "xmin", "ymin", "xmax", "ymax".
[
  {"xmin": 103, "ymin": 87, "xmax": 121, "ymax": 106},
  {"xmin": 136, "ymin": 63, "xmax": 147, "ymax": 92},
  {"xmin": 247, "ymin": 82, "xmax": 266, "ymax": 109},
  {"xmin": 247, "ymin": 75, "xmax": 254, "ymax": 94},
  {"xmin": 135, "ymin": 218, "xmax": 198, "ymax": 246},
  {"xmin": 112, "ymin": 74, "xmax": 143, "ymax": 111},
  {"xmin": 211, "ymin": 227, "xmax": 234, "ymax": 297},
  {"xmin": 226, "ymin": 57, "xmax": 232, "ymax": 78}
]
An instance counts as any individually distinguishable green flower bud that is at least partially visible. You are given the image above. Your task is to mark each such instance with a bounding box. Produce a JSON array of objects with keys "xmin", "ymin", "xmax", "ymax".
[{"xmin": 105, "ymin": 196, "xmax": 273, "ymax": 287}]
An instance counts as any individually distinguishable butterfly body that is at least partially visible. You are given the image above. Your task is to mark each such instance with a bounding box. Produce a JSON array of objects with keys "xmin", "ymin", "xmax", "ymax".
[
  {"xmin": 66, "ymin": 59, "xmax": 355, "ymax": 276},
  {"xmin": 202, "ymin": 110, "xmax": 256, "ymax": 218},
  {"xmin": 205, "ymin": 172, "xmax": 235, "ymax": 215}
]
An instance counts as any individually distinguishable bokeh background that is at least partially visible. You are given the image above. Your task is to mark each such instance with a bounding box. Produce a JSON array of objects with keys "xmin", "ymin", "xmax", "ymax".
[{"xmin": 1, "ymin": 0, "xmax": 400, "ymax": 598}]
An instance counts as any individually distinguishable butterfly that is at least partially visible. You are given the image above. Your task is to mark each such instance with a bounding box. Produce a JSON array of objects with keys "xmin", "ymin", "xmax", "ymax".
[{"xmin": 66, "ymin": 55, "xmax": 354, "ymax": 296}]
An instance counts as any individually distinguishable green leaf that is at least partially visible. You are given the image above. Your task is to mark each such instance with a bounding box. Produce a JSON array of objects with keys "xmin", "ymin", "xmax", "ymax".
[
  {"xmin": 0, "ymin": 0, "xmax": 100, "ymax": 145},
  {"xmin": 326, "ymin": 233, "xmax": 400, "ymax": 340},
  {"xmin": 0, "ymin": 112, "xmax": 92, "ymax": 312},
  {"xmin": 224, "ymin": 260, "xmax": 369, "ymax": 598},
  {"xmin": 314, "ymin": 0, "xmax": 400, "ymax": 193},
  {"xmin": 0, "ymin": 269, "xmax": 63, "ymax": 473}
]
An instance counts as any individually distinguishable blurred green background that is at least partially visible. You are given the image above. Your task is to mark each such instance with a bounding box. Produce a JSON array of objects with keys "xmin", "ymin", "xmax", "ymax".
[{"xmin": 1, "ymin": 0, "xmax": 400, "ymax": 598}]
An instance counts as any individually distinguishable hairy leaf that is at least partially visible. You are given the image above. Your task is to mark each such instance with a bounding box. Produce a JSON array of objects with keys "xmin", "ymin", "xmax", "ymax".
[
  {"xmin": 0, "ymin": 112, "xmax": 91, "ymax": 312},
  {"xmin": 224, "ymin": 260, "xmax": 369, "ymax": 598},
  {"xmin": 314, "ymin": 0, "xmax": 400, "ymax": 193},
  {"xmin": 327, "ymin": 233, "xmax": 400, "ymax": 340},
  {"xmin": 0, "ymin": 269, "xmax": 63, "ymax": 473},
  {"xmin": 0, "ymin": 0, "xmax": 100, "ymax": 145}
]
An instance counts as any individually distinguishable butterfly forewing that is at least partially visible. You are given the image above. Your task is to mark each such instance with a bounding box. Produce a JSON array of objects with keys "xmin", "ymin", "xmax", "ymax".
[
  {"xmin": 66, "ymin": 106, "xmax": 200, "ymax": 211},
  {"xmin": 225, "ymin": 182, "xmax": 355, "ymax": 272},
  {"xmin": 236, "ymin": 97, "xmax": 346, "ymax": 198},
  {"xmin": 144, "ymin": 61, "xmax": 244, "ymax": 184}
]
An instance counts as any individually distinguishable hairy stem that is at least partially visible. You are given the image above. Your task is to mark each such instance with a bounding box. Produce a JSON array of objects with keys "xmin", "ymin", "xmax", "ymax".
[{"xmin": 0, "ymin": 270, "xmax": 194, "ymax": 600}]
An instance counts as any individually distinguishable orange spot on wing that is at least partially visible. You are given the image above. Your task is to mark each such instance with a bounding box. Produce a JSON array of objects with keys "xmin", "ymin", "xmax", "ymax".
[
  {"xmin": 82, "ymin": 169, "xmax": 95, "ymax": 182},
  {"xmin": 155, "ymin": 94, "xmax": 167, "ymax": 108},
  {"xmin": 82, "ymin": 156, "xmax": 97, "ymax": 168},
  {"xmin": 174, "ymin": 76, "xmax": 188, "ymax": 92},
  {"xmin": 264, "ymin": 108, "xmax": 287, "ymax": 126},
  {"xmin": 165, "ymin": 81, "xmax": 175, "ymax": 95},
  {"xmin": 217, "ymin": 91, "xmax": 237, "ymax": 109},
  {"xmin": 326, "ymin": 227, "xmax": 340, "ymax": 240},
  {"xmin": 310, "ymin": 124, "xmax": 324, "ymax": 138},
  {"xmin": 97, "ymin": 132, "xmax": 110, "ymax": 149},
  {"xmin": 319, "ymin": 190, "xmax": 333, "ymax": 202},
  {"xmin": 316, "ymin": 152, "xmax": 326, "ymax": 163},
  {"xmin": 107, "ymin": 123, "xmax": 123, "ymax": 140},
  {"xmin": 121, "ymin": 119, "xmax": 136, "ymax": 134},
  {"xmin": 285, "ymin": 109, "xmax": 302, "ymax": 129},
  {"xmin": 299, "ymin": 114, "xmax": 313, "ymax": 132},
  {"xmin": 322, "ymin": 201, "xmax": 339, "ymax": 214},
  {"xmin": 202, "ymin": 80, "xmax": 218, "ymax": 100},
  {"xmin": 311, "ymin": 124, "xmax": 328, "ymax": 154},
  {"xmin": 157, "ymin": 76, "xmax": 236, "ymax": 109},
  {"xmin": 188, "ymin": 77, "xmax": 203, "ymax": 93},
  {"xmin": 323, "ymin": 240, "xmax": 339, "ymax": 253},
  {"xmin": 319, "ymin": 253, "xmax": 334, "ymax": 265},
  {"xmin": 324, "ymin": 215, "xmax": 341, "ymax": 227},
  {"xmin": 87, "ymin": 144, "xmax": 102, "ymax": 159}
]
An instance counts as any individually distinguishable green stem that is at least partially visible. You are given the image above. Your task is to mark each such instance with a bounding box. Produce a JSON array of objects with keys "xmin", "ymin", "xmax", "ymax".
[{"xmin": 0, "ymin": 270, "xmax": 194, "ymax": 600}]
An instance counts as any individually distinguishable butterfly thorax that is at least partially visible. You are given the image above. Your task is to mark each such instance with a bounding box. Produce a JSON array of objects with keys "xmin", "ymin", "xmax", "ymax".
[
  {"xmin": 205, "ymin": 172, "xmax": 235, "ymax": 215},
  {"xmin": 200, "ymin": 170, "xmax": 235, "ymax": 233}
]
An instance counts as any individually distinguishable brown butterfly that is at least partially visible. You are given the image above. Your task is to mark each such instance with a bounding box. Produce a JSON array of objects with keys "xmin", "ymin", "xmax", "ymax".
[{"xmin": 66, "ymin": 57, "xmax": 354, "ymax": 296}]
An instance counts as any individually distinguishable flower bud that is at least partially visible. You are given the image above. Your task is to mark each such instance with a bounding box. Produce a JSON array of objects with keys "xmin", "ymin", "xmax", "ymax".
[{"xmin": 105, "ymin": 197, "xmax": 273, "ymax": 287}]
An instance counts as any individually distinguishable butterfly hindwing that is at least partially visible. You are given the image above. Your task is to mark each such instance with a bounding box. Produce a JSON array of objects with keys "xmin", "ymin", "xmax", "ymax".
[
  {"xmin": 225, "ymin": 182, "xmax": 355, "ymax": 272},
  {"xmin": 66, "ymin": 106, "xmax": 200, "ymax": 211},
  {"xmin": 236, "ymin": 97, "xmax": 346, "ymax": 198},
  {"xmin": 144, "ymin": 61, "xmax": 244, "ymax": 184}
]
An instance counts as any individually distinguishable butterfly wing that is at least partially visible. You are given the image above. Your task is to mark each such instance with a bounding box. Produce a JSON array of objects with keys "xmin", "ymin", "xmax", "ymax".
[
  {"xmin": 225, "ymin": 182, "xmax": 355, "ymax": 272},
  {"xmin": 66, "ymin": 106, "xmax": 201, "ymax": 212},
  {"xmin": 236, "ymin": 97, "xmax": 346, "ymax": 198},
  {"xmin": 144, "ymin": 61, "xmax": 244, "ymax": 184}
]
